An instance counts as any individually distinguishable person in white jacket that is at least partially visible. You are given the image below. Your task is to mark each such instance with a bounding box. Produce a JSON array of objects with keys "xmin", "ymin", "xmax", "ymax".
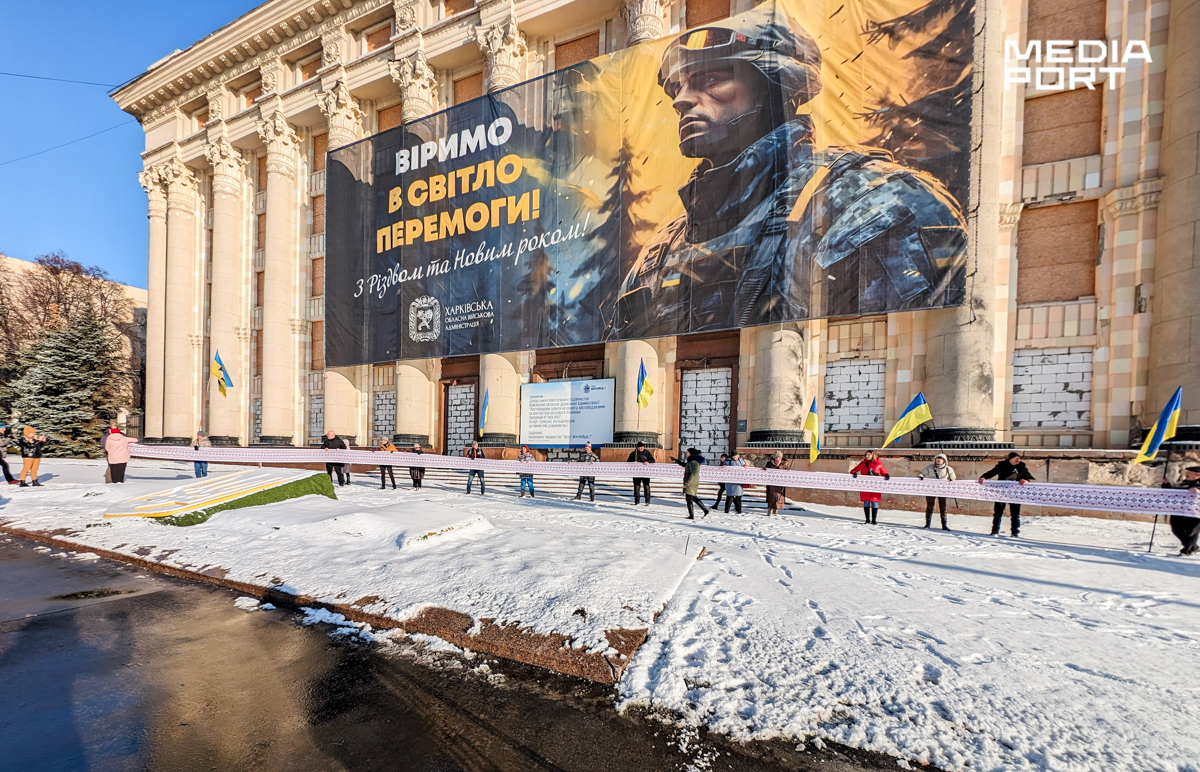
[{"xmin": 918, "ymin": 453, "xmax": 956, "ymax": 530}]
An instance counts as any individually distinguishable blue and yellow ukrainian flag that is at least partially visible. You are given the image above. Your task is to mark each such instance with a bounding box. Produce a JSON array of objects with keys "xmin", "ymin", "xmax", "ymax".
[
  {"xmin": 1134, "ymin": 386, "xmax": 1182, "ymax": 464},
  {"xmin": 478, "ymin": 388, "xmax": 489, "ymax": 437},
  {"xmin": 210, "ymin": 351, "xmax": 234, "ymax": 398},
  {"xmin": 883, "ymin": 392, "xmax": 934, "ymax": 447},
  {"xmin": 803, "ymin": 398, "xmax": 821, "ymax": 463},
  {"xmin": 636, "ymin": 358, "xmax": 654, "ymax": 409}
]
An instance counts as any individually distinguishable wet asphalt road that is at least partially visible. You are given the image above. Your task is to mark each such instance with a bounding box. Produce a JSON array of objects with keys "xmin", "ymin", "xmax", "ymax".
[{"xmin": 0, "ymin": 536, "xmax": 900, "ymax": 772}]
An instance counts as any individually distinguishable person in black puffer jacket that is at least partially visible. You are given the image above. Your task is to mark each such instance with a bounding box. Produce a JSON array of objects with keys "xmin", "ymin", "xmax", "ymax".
[
  {"xmin": 627, "ymin": 442, "xmax": 655, "ymax": 505},
  {"xmin": 0, "ymin": 425, "xmax": 15, "ymax": 485},
  {"xmin": 321, "ymin": 430, "xmax": 348, "ymax": 486},
  {"xmin": 978, "ymin": 452, "xmax": 1035, "ymax": 537}
]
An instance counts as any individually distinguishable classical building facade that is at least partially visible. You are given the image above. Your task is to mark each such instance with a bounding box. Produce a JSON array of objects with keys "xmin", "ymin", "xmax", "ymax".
[{"xmin": 113, "ymin": 0, "xmax": 1199, "ymax": 453}]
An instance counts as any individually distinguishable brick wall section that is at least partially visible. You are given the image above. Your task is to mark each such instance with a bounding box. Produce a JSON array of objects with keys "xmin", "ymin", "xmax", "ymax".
[
  {"xmin": 446, "ymin": 383, "xmax": 476, "ymax": 453},
  {"xmin": 374, "ymin": 391, "xmax": 396, "ymax": 437},
  {"xmin": 1015, "ymin": 200, "xmax": 1098, "ymax": 303},
  {"xmin": 824, "ymin": 360, "xmax": 885, "ymax": 432},
  {"xmin": 679, "ymin": 368, "xmax": 731, "ymax": 458},
  {"xmin": 1022, "ymin": 89, "xmax": 1103, "ymax": 166},
  {"xmin": 1011, "ymin": 347, "xmax": 1093, "ymax": 428},
  {"xmin": 253, "ymin": 399, "xmax": 263, "ymax": 439},
  {"xmin": 309, "ymin": 395, "xmax": 324, "ymax": 438}
]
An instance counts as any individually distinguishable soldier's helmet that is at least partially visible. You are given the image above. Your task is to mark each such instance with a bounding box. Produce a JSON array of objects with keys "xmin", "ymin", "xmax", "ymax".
[{"xmin": 658, "ymin": 9, "xmax": 822, "ymax": 118}]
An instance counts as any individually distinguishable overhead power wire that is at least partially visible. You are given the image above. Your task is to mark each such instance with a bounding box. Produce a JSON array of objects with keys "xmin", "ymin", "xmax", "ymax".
[
  {"xmin": 0, "ymin": 122, "xmax": 135, "ymax": 168},
  {"xmin": 0, "ymin": 70, "xmax": 118, "ymax": 88}
]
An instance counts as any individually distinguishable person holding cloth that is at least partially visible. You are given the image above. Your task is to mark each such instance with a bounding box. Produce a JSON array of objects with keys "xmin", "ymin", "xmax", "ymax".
[
  {"xmin": 713, "ymin": 453, "xmax": 729, "ymax": 509},
  {"xmin": 978, "ymin": 452, "xmax": 1035, "ymax": 537},
  {"xmin": 722, "ymin": 450, "xmax": 748, "ymax": 514},
  {"xmin": 192, "ymin": 432, "xmax": 211, "ymax": 478},
  {"xmin": 517, "ymin": 444, "xmax": 537, "ymax": 498},
  {"xmin": 0, "ymin": 425, "xmax": 15, "ymax": 485},
  {"xmin": 627, "ymin": 441, "xmax": 655, "ymax": 505},
  {"xmin": 1164, "ymin": 465, "xmax": 1200, "ymax": 555},
  {"xmin": 104, "ymin": 427, "xmax": 136, "ymax": 483},
  {"xmin": 850, "ymin": 451, "xmax": 890, "ymax": 524},
  {"xmin": 465, "ymin": 441, "xmax": 486, "ymax": 495},
  {"xmin": 378, "ymin": 438, "xmax": 398, "ymax": 489},
  {"xmin": 764, "ymin": 451, "xmax": 790, "ymax": 515},
  {"xmin": 321, "ymin": 430, "xmax": 348, "ymax": 486},
  {"xmin": 674, "ymin": 447, "xmax": 710, "ymax": 519},
  {"xmin": 918, "ymin": 453, "xmax": 956, "ymax": 530},
  {"xmin": 408, "ymin": 442, "xmax": 425, "ymax": 489},
  {"xmin": 574, "ymin": 442, "xmax": 600, "ymax": 501}
]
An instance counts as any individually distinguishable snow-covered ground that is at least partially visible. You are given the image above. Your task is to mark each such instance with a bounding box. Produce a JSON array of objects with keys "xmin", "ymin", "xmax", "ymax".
[{"xmin": 3, "ymin": 458, "xmax": 1198, "ymax": 772}]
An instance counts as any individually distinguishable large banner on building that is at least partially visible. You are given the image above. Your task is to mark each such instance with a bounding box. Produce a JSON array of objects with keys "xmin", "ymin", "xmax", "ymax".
[{"xmin": 325, "ymin": 0, "xmax": 973, "ymax": 366}]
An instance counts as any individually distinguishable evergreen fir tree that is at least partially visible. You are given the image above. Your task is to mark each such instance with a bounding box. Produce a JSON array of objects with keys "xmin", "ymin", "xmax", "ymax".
[{"xmin": 10, "ymin": 302, "xmax": 129, "ymax": 458}]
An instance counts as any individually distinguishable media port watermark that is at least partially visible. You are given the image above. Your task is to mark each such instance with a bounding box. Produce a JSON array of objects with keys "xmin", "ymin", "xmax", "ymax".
[{"xmin": 1005, "ymin": 40, "xmax": 1152, "ymax": 91}]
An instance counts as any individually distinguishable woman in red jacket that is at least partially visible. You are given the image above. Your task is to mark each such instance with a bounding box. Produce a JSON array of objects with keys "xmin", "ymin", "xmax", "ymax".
[{"xmin": 850, "ymin": 451, "xmax": 890, "ymax": 524}]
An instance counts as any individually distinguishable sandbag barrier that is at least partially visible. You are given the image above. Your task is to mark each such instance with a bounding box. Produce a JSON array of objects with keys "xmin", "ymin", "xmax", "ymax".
[{"xmin": 128, "ymin": 444, "xmax": 1199, "ymax": 519}]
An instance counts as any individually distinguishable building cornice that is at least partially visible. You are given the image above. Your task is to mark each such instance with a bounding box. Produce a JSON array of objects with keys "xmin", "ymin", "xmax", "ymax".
[{"xmin": 112, "ymin": 0, "xmax": 391, "ymax": 124}]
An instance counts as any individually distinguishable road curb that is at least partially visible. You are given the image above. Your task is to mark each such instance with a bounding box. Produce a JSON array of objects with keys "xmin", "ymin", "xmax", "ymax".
[{"xmin": 0, "ymin": 523, "xmax": 648, "ymax": 684}]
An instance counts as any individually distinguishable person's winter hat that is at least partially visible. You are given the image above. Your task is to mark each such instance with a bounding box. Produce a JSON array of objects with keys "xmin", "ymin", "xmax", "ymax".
[
  {"xmin": 934, "ymin": 453, "xmax": 948, "ymax": 463},
  {"xmin": 687, "ymin": 447, "xmax": 701, "ymax": 455},
  {"xmin": 110, "ymin": 427, "xmax": 121, "ymax": 434}
]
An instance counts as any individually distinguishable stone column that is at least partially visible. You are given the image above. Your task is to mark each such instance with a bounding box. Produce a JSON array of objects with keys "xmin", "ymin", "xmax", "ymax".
[
  {"xmin": 324, "ymin": 368, "xmax": 361, "ymax": 444},
  {"xmin": 138, "ymin": 165, "xmax": 169, "ymax": 441},
  {"xmin": 475, "ymin": 11, "xmax": 527, "ymax": 93},
  {"xmin": 622, "ymin": 0, "xmax": 666, "ymax": 46},
  {"xmin": 748, "ymin": 326, "xmax": 807, "ymax": 444},
  {"xmin": 395, "ymin": 361, "xmax": 436, "ymax": 446},
  {"xmin": 317, "ymin": 80, "xmax": 364, "ymax": 151},
  {"xmin": 614, "ymin": 340, "xmax": 663, "ymax": 445},
  {"xmin": 479, "ymin": 353, "xmax": 519, "ymax": 445},
  {"xmin": 920, "ymin": 0, "xmax": 1003, "ymax": 445},
  {"xmin": 1149, "ymin": 0, "xmax": 1200, "ymax": 427},
  {"xmin": 255, "ymin": 109, "xmax": 300, "ymax": 445},
  {"xmin": 161, "ymin": 159, "xmax": 201, "ymax": 442},
  {"xmin": 388, "ymin": 48, "xmax": 439, "ymax": 124},
  {"xmin": 203, "ymin": 136, "xmax": 247, "ymax": 445}
]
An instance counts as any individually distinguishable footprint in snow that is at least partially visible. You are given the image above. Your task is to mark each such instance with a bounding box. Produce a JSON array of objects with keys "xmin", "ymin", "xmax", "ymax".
[{"xmin": 807, "ymin": 599, "xmax": 828, "ymax": 624}]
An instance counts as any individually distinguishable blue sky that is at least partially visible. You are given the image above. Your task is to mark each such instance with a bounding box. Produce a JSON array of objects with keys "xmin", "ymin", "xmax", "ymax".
[{"xmin": 0, "ymin": 1, "xmax": 261, "ymax": 289}]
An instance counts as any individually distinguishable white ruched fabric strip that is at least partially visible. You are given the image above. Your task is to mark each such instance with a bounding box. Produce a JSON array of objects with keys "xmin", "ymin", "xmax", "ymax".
[{"xmin": 129, "ymin": 444, "xmax": 1200, "ymax": 519}]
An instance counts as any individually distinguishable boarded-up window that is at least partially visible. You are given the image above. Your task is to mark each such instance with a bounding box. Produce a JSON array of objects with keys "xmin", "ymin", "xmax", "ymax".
[
  {"xmin": 312, "ymin": 195, "xmax": 325, "ymax": 235},
  {"xmin": 1023, "ymin": 89, "xmax": 1102, "ymax": 166},
  {"xmin": 300, "ymin": 57, "xmax": 320, "ymax": 82},
  {"xmin": 256, "ymin": 156, "xmax": 267, "ymax": 192},
  {"xmin": 311, "ymin": 257, "xmax": 325, "ymax": 297},
  {"xmin": 378, "ymin": 103, "xmax": 404, "ymax": 132},
  {"xmin": 1016, "ymin": 200, "xmax": 1098, "ymax": 304},
  {"xmin": 254, "ymin": 332, "xmax": 263, "ymax": 376},
  {"xmin": 687, "ymin": 0, "xmax": 729, "ymax": 28},
  {"xmin": 313, "ymin": 133, "xmax": 327, "ymax": 172},
  {"xmin": 1027, "ymin": 0, "xmax": 1106, "ymax": 49},
  {"xmin": 366, "ymin": 24, "xmax": 392, "ymax": 51},
  {"xmin": 244, "ymin": 86, "xmax": 262, "ymax": 107},
  {"xmin": 311, "ymin": 322, "xmax": 325, "ymax": 370},
  {"xmin": 256, "ymin": 213, "xmax": 266, "ymax": 250},
  {"xmin": 555, "ymin": 33, "xmax": 599, "ymax": 70},
  {"xmin": 445, "ymin": 0, "xmax": 473, "ymax": 16},
  {"xmin": 195, "ymin": 111, "xmax": 208, "ymax": 130},
  {"xmin": 255, "ymin": 270, "xmax": 265, "ymax": 306},
  {"xmin": 454, "ymin": 73, "xmax": 484, "ymax": 104}
]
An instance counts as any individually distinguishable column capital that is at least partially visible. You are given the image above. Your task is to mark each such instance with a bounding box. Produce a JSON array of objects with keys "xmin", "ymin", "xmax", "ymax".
[
  {"xmin": 622, "ymin": 0, "xmax": 667, "ymax": 46},
  {"xmin": 388, "ymin": 48, "xmax": 439, "ymax": 123},
  {"xmin": 317, "ymin": 79, "xmax": 364, "ymax": 149},
  {"xmin": 204, "ymin": 136, "xmax": 247, "ymax": 196},
  {"xmin": 162, "ymin": 158, "xmax": 199, "ymax": 212},
  {"xmin": 475, "ymin": 5, "xmax": 527, "ymax": 93},
  {"xmin": 256, "ymin": 109, "xmax": 299, "ymax": 179},
  {"xmin": 1101, "ymin": 177, "xmax": 1163, "ymax": 220},
  {"xmin": 139, "ymin": 164, "xmax": 169, "ymax": 220}
]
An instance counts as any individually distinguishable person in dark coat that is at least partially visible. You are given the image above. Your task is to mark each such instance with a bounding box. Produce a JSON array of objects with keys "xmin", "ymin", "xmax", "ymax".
[
  {"xmin": 978, "ymin": 452, "xmax": 1035, "ymax": 536},
  {"xmin": 574, "ymin": 442, "xmax": 599, "ymax": 501},
  {"xmin": 0, "ymin": 425, "xmax": 15, "ymax": 485},
  {"xmin": 764, "ymin": 451, "xmax": 789, "ymax": 514},
  {"xmin": 17, "ymin": 426, "xmax": 47, "ymax": 487},
  {"xmin": 1165, "ymin": 465, "xmax": 1200, "ymax": 555},
  {"xmin": 378, "ymin": 439, "xmax": 398, "ymax": 489},
  {"xmin": 713, "ymin": 453, "xmax": 729, "ymax": 508},
  {"xmin": 321, "ymin": 430, "xmax": 348, "ymax": 486},
  {"xmin": 674, "ymin": 447, "xmax": 710, "ymax": 519},
  {"xmin": 627, "ymin": 442, "xmax": 655, "ymax": 505},
  {"xmin": 517, "ymin": 444, "xmax": 537, "ymax": 497},
  {"xmin": 465, "ymin": 441, "xmax": 486, "ymax": 495},
  {"xmin": 850, "ymin": 451, "xmax": 889, "ymax": 524},
  {"xmin": 409, "ymin": 443, "xmax": 425, "ymax": 489}
]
